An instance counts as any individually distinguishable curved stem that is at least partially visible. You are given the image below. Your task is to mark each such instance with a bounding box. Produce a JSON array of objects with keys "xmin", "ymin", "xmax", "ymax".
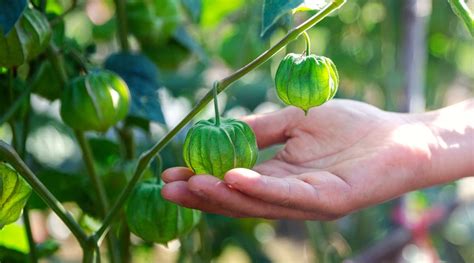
[
  {"xmin": 93, "ymin": 0, "xmax": 346, "ymax": 241},
  {"xmin": 113, "ymin": 0, "xmax": 130, "ymax": 51},
  {"xmin": 213, "ymin": 82, "xmax": 220, "ymax": 126},
  {"xmin": 74, "ymin": 131, "xmax": 120, "ymax": 263},
  {"xmin": 0, "ymin": 141, "xmax": 89, "ymax": 248},
  {"xmin": 303, "ymin": 31, "xmax": 311, "ymax": 55},
  {"xmin": 448, "ymin": 0, "xmax": 474, "ymax": 36}
]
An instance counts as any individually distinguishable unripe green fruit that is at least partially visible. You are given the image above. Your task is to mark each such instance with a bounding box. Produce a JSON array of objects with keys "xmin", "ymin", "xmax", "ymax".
[
  {"xmin": 183, "ymin": 118, "xmax": 258, "ymax": 179},
  {"xmin": 60, "ymin": 70, "xmax": 131, "ymax": 132},
  {"xmin": 0, "ymin": 8, "xmax": 51, "ymax": 67},
  {"xmin": 125, "ymin": 180, "xmax": 201, "ymax": 244},
  {"xmin": 275, "ymin": 53, "xmax": 339, "ymax": 113},
  {"xmin": 0, "ymin": 162, "xmax": 32, "ymax": 229}
]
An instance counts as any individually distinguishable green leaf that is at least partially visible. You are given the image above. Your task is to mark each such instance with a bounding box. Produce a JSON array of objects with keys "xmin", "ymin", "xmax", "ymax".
[
  {"xmin": 0, "ymin": 163, "xmax": 31, "ymax": 229},
  {"xmin": 28, "ymin": 169, "xmax": 94, "ymax": 214},
  {"xmin": 36, "ymin": 240, "xmax": 60, "ymax": 258},
  {"xmin": 261, "ymin": 0, "xmax": 303, "ymax": 36},
  {"xmin": 104, "ymin": 53, "xmax": 166, "ymax": 124},
  {"xmin": 201, "ymin": 0, "xmax": 244, "ymax": 28},
  {"xmin": 0, "ymin": 223, "xmax": 29, "ymax": 253},
  {"xmin": 173, "ymin": 27, "xmax": 207, "ymax": 62},
  {"xmin": 0, "ymin": 0, "xmax": 27, "ymax": 35},
  {"xmin": 88, "ymin": 138, "xmax": 121, "ymax": 168}
]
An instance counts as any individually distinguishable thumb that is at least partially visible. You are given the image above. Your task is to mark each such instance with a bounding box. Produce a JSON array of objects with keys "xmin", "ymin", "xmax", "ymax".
[{"xmin": 241, "ymin": 107, "xmax": 303, "ymax": 149}]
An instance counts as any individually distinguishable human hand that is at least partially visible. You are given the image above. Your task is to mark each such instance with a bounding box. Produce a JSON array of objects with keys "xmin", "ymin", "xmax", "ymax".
[{"xmin": 161, "ymin": 99, "xmax": 472, "ymax": 220}]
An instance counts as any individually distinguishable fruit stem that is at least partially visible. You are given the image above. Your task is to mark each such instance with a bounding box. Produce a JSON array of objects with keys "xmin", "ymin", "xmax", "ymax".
[
  {"xmin": 303, "ymin": 31, "xmax": 311, "ymax": 55},
  {"xmin": 213, "ymin": 82, "xmax": 221, "ymax": 126},
  {"xmin": 154, "ymin": 154, "xmax": 163, "ymax": 185}
]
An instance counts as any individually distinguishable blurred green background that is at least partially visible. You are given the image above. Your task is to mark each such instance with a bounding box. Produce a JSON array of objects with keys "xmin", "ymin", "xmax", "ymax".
[{"xmin": 0, "ymin": 0, "xmax": 473, "ymax": 262}]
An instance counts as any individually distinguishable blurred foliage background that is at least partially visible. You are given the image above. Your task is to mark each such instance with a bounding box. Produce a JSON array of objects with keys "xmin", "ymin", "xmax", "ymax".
[{"xmin": 0, "ymin": 0, "xmax": 473, "ymax": 262}]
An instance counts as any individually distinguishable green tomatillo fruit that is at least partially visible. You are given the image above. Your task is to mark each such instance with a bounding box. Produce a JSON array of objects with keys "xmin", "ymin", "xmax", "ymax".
[
  {"xmin": 183, "ymin": 118, "xmax": 258, "ymax": 179},
  {"xmin": 275, "ymin": 53, "xmax": 339, "ymax": 114},
  {"xmin": 125, "ymin": 180, "xmax": 201, "ymax": 244},
  {"xmin": 0, "ymin": 162, "xmax": 32, "ymax": 229},
  {"xmin": 60, "ymin": 70, "xmax": 131, "ymax": 132},
  {"xmin": 126, "ymin": 0, "xmax": 181, "ymax": 46},
  {"xmin": 0, "ymin": 8, "xmax": 52, "ymax": 67}
]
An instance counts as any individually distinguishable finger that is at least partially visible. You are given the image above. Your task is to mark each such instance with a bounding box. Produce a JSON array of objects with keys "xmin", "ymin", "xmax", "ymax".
[
  {"xmin": 241, "ymin": 107, "xmax": 304, "ymax": 149},
  {"xmin": 224, "ymin": 168, "xmax": 352, "ymax": 216},
  {"xmin": 162, "ymin": 167, "xmax": 194, "ymax": 183},
  {"xmin": 187, "ymin": 175, "xmax": 333, "ymax": 220},
  {"xmin": 161, "ymin": 181, "xmax": 247, "ymax": 218},
  {"xmin": 253, "ymin": 159, "xmax": 315, "ymax": 178}
]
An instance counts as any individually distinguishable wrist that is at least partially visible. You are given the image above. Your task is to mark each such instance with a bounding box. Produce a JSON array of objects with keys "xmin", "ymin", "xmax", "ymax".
[{"xmin": 416, "ymin": 100, "xmax": 474, "ymax": 183}]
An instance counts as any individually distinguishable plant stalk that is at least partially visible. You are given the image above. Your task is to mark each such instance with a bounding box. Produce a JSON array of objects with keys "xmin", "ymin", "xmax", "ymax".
[
  {"xmin": 114, "ymin": 0, "xmax": 130, "ymax": 51},
  {"xmin": 74, "ymin": 130, "xmax": 120, "ymax": 263},
  {"xmin": 94, "ymin": 0, "xmax": 346, "ymax": 240},
  {"xmin": 0, "ymin": 141, "xmax": 89, "ymax": 248},
  {"xmin": 303, "ymin": 31, "xmax": 311, "ymax": 55},
  {"xmin": 74, "ymin": 131, "xmax": 110, "ymax": 214},
  {"xmin": 22, "ymin": 206, "xmax": 38, "ymax": 263},
  {"xmin": 213, "ymin": 82, "xmax": 221, "ymax": 126}
]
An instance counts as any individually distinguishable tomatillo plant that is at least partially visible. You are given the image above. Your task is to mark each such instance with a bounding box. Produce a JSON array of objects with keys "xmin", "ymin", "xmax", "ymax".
[{"xmin": 0, "ymin": 0, "xmax": 347, "ymax": 262}]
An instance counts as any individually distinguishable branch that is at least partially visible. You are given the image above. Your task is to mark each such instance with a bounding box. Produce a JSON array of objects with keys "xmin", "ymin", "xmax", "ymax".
[
  {"xmin": 448, "ymin": 0, "xmax": 474, "ymax": 36},
  {"xmin": 93, "ymin": 0, "xmax": 347, "ymax": 241},
  {"xmin": 0, "ymin": 141, "xmax": 89, "ymax": 248}
]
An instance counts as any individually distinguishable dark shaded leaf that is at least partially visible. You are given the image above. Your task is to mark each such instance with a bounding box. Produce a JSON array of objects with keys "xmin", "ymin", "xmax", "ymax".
[
  {"xmin": 181, "ymin": 0, "xmax": 202, "ymax": 22},
  {"xmin": 261, "ymin": 0, "xmax": 303, "ymax": 36},
  {"xmin": 88, "ymin": 137, "xmax": 121, "ymax": 168},
  {"xmin": 173, "ymin": 26, "xmax": 207, "ymax": 62},
  {"xmin": 104, "ymin": 53, "xmax": 165, "ymax": 124},
  {"xmin": 28, "ymin": 169, "xmax": 94, "ymax": 213},
  {"xmin": 0, "ymin": 0, "xmax": 27, "ymax": 35},
  {"xmin": 36, "ymin": 240, "xmax": 60, "ymax": 258}
]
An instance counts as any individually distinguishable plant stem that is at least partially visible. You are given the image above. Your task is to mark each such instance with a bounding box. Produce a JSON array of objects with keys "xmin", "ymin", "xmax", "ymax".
[
  {"xmin": 118, "ymin": 218, "xmax": 131, "ymax": 263},
  {"xmin": 448, "ymin": 0, "xmax": 474, "ymax": 36},
  {"xmin": 213, "ymin": 82, "xmax": 220, "ymax": 126},
  {"xmin": 303, "ymin": 31, "xmax": 311, "ymax": 55},
  {"xmin": 0, "ymin": 141, "xmax": 89, "ymax": 248},
  {"xmin": 74, "ymin": 131, "xmax": 110, "ymax": 214},
  {"xmin": 114, "ymin": 0, "xmax": 130, "ymax": 51},
  {"xmin": 116, "ymin": 126, "xmax": 135, "ymax": 160},
  {"xmin": 22, "ymin": 205, "xmax": 38, "ymax": 263},
  {"xmin": 94, "ymin": 0, "xmax": 346, "ymax": 241},
  {"xmin": 154, "ymin": 154, "xmax": 163, "ymax": 184},
  {"xmin": 12, "ymin": 96, "xmax": 37, "ymax": 263},
  {"xmin": 73, "ymin": 131, "xmax": 120, "ymax": 263},
  {"xmin": 0, "ymin": 86, "xmax": 31, "ymax": 127},
  {"xmin": 47, "ymin": 44, "xmax": 68, "ymax": 87}
]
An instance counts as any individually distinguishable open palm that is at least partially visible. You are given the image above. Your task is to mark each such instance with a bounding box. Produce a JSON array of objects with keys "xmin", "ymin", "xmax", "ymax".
[{"xmin": 162, "ymin": 100, "xmax": 436, "ymax": 220}]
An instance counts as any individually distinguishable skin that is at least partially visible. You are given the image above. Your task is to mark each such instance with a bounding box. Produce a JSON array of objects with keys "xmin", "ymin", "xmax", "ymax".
[{"xmin": 162, "ymin": 99, "xmax": 474, "ymax": 220}]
